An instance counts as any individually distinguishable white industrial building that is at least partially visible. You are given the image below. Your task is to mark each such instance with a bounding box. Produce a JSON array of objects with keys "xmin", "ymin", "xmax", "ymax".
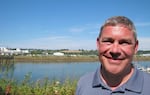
[
  {"xmin": 53, "ymin": 52, "xmax": 64, "ymax": 56},
  {"xmin": 0, "ymin": 47, "xmax": 29, "ymax": 55}
]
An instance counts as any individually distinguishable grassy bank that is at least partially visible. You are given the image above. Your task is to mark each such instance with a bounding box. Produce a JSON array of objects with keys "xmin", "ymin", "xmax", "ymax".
[
  {"xmin": 13, "ymin": 55, "xmax": 99, "ymax": 62},
  {"xmin": 133, "ymin": 56, "xmax": 150, "ymax": 61}
]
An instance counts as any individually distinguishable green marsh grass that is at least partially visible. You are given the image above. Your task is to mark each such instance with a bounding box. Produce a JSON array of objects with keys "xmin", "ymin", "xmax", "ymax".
[{"xmin": 0, "ymin": 73, "xmax": 78, "ymax": 95}]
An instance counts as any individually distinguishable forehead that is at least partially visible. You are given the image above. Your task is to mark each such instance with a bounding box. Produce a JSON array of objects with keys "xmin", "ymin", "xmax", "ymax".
[{"xmin": 100, "ymin": 26, "xmax": 135, "ymax": 39}]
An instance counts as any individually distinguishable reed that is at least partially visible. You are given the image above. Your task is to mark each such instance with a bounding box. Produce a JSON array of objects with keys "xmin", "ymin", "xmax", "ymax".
[{"xmin": 0, "ymin": 73, "xmax": 77, "ymax": 95}]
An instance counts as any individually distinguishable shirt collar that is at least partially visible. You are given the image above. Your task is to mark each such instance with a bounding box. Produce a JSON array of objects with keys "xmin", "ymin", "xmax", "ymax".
[
  {"xmin": 124, "ymin": 67, "xmax": 143, "ymax": 93},
  {"xmin": 92, "ymin": 66, "xmax": 108, "ymax": 88},
  {"xmin": 92, "ymin": 66, "xmax": 102, "ymax": 87},
  {"xmin": 92, "ymin": 65, "xmax": 143, "ymax": 93}
]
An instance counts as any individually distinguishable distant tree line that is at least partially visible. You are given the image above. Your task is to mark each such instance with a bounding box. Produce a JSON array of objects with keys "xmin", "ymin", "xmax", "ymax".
[
  {"xmin": 9, "ymin": 48, "xmax": 150, "ymax": 56},
  {"xmin": 137, "ymin": 50, "xmax": 150, "ymax": 55},
  {"xmin": 27, "ymin": 49, "xmax": 98, "ymax": 56}
]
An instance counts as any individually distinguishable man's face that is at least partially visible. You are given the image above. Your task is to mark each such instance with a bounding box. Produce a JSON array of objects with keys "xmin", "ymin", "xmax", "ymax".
[{"xmin": 97, "ymin": 25, "xmax": 138, "ymax": 75}]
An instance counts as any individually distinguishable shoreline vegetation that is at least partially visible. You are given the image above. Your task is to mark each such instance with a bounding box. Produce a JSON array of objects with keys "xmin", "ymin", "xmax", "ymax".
[
  {"xmin": 14, "ymin": 56, "xmax": 99, "ymax": 62},
  {"xmin": 1, "ymin": 55, "xmax": 150, "ymax": 63}
]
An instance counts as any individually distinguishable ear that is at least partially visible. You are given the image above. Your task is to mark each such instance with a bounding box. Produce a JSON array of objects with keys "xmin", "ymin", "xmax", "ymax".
[
  {"xmin": 134, "ymin": 40, "xmax": 139, "ymax": 54},
  {"xmin": 96, "ymin": 38, "xmax": 100, "ymax": 51}
]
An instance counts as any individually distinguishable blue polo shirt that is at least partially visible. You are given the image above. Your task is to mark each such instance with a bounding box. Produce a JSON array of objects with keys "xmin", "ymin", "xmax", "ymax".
[{"xmin": 76, "ymin": 66, "xmax": 150, "ymax": 95}]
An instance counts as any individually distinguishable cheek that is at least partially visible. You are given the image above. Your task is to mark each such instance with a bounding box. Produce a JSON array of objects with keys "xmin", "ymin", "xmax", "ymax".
[
  {"xmin": 122, "ymin": 47, "xmax": 135, "ymax": 56},
  {"xmin": 97, "ymin": 43, "xmax": 110, "ymax": 54}
]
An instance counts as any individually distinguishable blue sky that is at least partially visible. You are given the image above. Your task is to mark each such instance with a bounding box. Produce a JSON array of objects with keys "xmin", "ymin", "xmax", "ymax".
[{"xmin": 0, "ymin": 0, "xmax": 150, "ymax": 50}]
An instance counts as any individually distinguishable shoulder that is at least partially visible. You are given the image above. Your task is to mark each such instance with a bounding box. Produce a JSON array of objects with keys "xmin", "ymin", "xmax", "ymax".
[
  {"xmin": 141, "ymin": 71, "xmax": 150, "ymax": 93},
  {"xmin": 136, "ymin": 69, "xmax": 150, "ymax": 82},
  {"xmin": 142, "ymin": 71, "xmax": 150, "ymax": 80},
  {"xmin": 76, "ymin": 72, "xmax": 95, "ymax": 95},
  {"xmin": 137, "ymin": 70, "xmax": 150, "ymax": 90},
  {"xmin": 78, "ymin": 72, "xmax": 95, "ymax": 86}
]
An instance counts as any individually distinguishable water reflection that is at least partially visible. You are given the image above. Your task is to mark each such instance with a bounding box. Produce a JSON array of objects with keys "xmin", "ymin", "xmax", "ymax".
[
  {"xmin": 13, "ymin": 62, "xmax": 100, "ymax": 82},
  {"xmin": 0, "ymin": 61, "xmax": 15, "ymax": 79}
]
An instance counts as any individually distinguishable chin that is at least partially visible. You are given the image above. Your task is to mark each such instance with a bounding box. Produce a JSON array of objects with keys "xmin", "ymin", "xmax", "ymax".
[
  {"xmin": 106, "ymin": 67, "xmax": 122, "ymax": 75},
  {"xmin": 103, "ymin": 62, "xmax": 123, "ymax": 75},
  {"xmin": 108, "ymin": 70, "xmax": 122, "ymax": 75}
]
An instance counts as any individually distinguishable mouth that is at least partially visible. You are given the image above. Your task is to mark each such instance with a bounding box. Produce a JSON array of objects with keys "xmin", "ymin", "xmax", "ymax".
[
  {"xmin": 104, "ymin": 55, "xmax": 123, "ymax": 65},
  {"xmin": 103, "ymin": 54, "xmax": 125, "ymax": 60}
]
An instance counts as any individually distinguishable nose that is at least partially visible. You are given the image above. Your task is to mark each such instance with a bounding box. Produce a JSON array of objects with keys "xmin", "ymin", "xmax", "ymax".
[
  {"xmin": 110, "ymin": 42, "xmax": 121, "ymax": 59},
  {"xmin": 111, "ymin": 42, "xmax": 120, "ymax": 52}
]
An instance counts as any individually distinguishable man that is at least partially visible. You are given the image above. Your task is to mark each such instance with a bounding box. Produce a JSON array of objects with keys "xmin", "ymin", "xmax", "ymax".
[{"xmin": 76, "ymin": 16, "xmax": 150, "ymax": 95}]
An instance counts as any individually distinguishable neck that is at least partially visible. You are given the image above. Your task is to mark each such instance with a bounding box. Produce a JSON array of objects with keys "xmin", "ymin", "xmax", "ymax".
[{"xmin": 100, "ymin": 64, "xmax": 134, "ymax": 91}]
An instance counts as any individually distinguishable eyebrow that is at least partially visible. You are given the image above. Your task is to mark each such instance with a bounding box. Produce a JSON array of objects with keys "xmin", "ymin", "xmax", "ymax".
[
  {"xmin": 100, "ymin": 37, "xmax": 113, "ymax": 40},
  {"xmin": 100, "ymin": 37, "xmax": 134, "ymax": 43},
  {"xmin": 119, "ymin": 39, "xmax": 133, "ymax": 44}
]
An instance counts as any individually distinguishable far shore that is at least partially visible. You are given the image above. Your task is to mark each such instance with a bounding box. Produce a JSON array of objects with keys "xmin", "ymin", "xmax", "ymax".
[
  {"xmin": 1, "ymin": 55, "xmax": 150, "ymax": 63},
  {"xmin": 13, "ymin": 55, "xmax": 150, "ymax": 62}
]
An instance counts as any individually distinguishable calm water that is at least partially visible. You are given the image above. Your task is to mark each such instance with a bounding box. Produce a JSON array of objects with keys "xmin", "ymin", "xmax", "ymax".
[
  {"xmin": 14, "ymin": 62, "xmax": 99, "ymax": 81},
  {"xmin": 0, "ymin": 61, "xmax": 150, "ymax": 81}
]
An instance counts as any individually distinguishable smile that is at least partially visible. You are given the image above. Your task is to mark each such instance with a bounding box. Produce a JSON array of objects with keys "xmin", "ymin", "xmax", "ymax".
[{"xmin": 103, "ymin": 54, "xmax": 125, "ymax": 60}]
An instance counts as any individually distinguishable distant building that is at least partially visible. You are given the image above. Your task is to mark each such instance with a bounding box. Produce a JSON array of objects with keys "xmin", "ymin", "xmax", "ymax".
[
  {"xmin": 53, "ymin": 52, "xmax": 64, "ymax": 56},
  {"xmin": 61, "ymin": 50, "xmax": 82, "ymax": 56},
  {"xmin": 0, "ymin": 47, "xmax": 29, "ymax": 55},
  {"xmin": 62, "ymin": 50, "xmax": 82, "ymax": 53},
  {"xmin": 141, "ymin": 54, "xmax": 150, "ymax": 57}
]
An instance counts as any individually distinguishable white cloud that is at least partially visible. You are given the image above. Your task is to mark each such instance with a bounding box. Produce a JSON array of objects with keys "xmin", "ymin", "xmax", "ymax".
[
  {"xmin": 8, "ymin": 36, "xmax": 97, "ymax": 50},
  {"xmin": 138, "ymin": 37, "xmax": 150, "ymax": 50},
  {"xmin": 135, "ymin": 22, "xmax": 150, "ymax": 27},
  {"xmin": 69, "ymin": 28, "xmax": 85, "ymax": 33},
  {"xmin": 68, "ymin": 24, "xmax": 100, "ymax": 33}
]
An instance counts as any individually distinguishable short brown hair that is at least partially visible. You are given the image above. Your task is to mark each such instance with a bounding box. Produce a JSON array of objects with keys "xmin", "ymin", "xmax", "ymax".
[{"xmin": 98, "ymin": 16, "xmax": 137, "ymax": 41}]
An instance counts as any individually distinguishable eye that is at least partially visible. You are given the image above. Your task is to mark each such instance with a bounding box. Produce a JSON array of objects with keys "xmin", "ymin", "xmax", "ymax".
[
  {"xmin": 101, "ymin": 38, "xmax": 114, "ymax": 44},
  {"xmin": 119, "ymin": 40, "xmax": 132, "ymax": 45}
]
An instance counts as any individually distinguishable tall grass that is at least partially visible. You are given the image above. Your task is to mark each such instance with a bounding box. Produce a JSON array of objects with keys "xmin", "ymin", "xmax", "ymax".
[{"xmin": 0, "ymin": 72, "xmax": 77, "ymax": 95}]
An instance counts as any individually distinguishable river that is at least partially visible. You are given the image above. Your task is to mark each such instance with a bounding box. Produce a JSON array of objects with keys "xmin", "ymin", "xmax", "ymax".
[{"xmin": 0, "ymin": 61, "xmax": 150, "ymax": 82}]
